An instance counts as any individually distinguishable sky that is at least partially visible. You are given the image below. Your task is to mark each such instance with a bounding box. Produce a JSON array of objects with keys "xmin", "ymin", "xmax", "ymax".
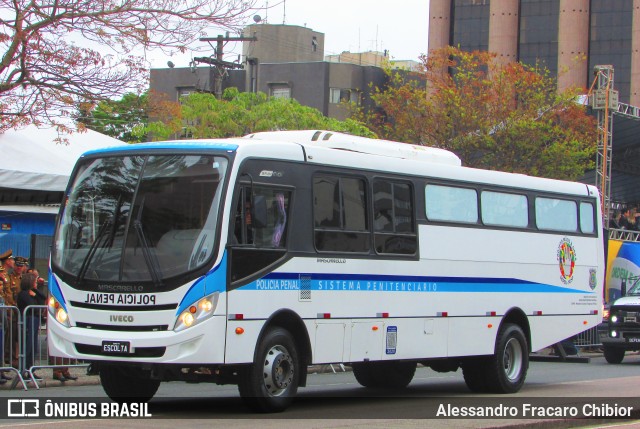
[{"xmin": 150, "ymin": 0, "xmax": 430, "ymax": 68}]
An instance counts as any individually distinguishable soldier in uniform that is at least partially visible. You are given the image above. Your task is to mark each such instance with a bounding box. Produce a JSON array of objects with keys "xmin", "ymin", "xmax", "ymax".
[
  {"xmin": 7, "ymin": 256, "xmax": 27, "ymax": 368},
  {"xmin": 10, "ymin": 257, "xmax": 28, "ymax": 301}
]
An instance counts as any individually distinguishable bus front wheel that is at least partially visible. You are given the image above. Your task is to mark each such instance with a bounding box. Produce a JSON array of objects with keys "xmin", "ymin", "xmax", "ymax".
[
  {"xmin": 99, "ymin": 365, "xmax": 160, "ymax": 403},
  {"xmin": 485, "ymin": 323, "xmax": 528, "ymax": 393},
  {"xmin": 238, "ymin": 327, "xmax": 300, "ymax": 413}
]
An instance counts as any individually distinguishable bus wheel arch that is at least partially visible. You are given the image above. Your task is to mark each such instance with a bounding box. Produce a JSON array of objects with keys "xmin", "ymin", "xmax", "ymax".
[
  {"xmin": 485, "ymin": 310, "xmax": 530, "ymax": 394},
  {"xmin": 237, "ymin": 310, "xmax": 311, "ymax": 412},
  {"xmin": 500, "ymin": 308, "xmax": 531, "ymax": 353},
  {"xmin": 260, "ymin": 309, "xmax": 312, "ymax": 386}
]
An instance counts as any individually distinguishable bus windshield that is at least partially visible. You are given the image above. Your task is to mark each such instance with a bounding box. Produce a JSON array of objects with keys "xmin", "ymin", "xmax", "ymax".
[{"xmin": 52, "ymin": 154, "xmax": 228, "ymax": 289}]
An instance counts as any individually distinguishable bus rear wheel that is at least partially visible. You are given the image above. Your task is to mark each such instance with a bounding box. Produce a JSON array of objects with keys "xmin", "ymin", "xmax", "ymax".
[
  {"xmin": 238, "ymin": 327, "xmax": 299, "ymax": 413},
  {"xmin": 485, "ymin": 323, "xmax": 528, "ymax": 393},
  {"xmin": 352, "ymin": 361, "xmax": 416, "ymax": 389},
  {"xmin": 603, "ymin": 346, "xmax": 625, "ymax": 364},
  {"xmin": 100, "ymin": 365, "xmax": 160, "ymax": 403}
]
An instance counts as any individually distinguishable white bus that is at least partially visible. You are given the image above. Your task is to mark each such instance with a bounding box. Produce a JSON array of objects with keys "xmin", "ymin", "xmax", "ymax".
[{"xmin": 48, "ymin": 130, "xmax": 604, "ymax": 412}]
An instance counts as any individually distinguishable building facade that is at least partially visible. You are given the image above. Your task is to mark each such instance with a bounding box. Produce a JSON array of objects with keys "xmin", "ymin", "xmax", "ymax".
[
  {"xmin": 150, "ymin": 24, "xmax": 387, "ymax": 121},
  {"xmin": 428, "ymin": 0, "xmax": 640, "ymax": 106}
]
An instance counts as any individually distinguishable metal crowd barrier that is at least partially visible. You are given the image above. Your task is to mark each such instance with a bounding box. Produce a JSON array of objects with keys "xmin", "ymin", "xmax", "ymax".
[
  {"xmin": 19, "ymin": 305, "xmax": 88, "ymax": 390},
  {"xmin": 0, "ymin": 305, "xmax": 89, "ymax": 390},
  {"xmin": 0, "ymin": 306, "xmax": 26, "ymax": 390},
  {"xmin": 573, "ymin": 325, "xmax": 605, "ymax": 350}
]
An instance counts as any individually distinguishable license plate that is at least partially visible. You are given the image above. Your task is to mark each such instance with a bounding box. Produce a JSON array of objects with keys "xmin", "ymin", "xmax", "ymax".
[
  {"xmin": 628, "ymin": 337, "xmax": 640, "ymax": 343},
  {"xmin": 102, "ymin": 341, "xmax": 131, "ymax": 355}
]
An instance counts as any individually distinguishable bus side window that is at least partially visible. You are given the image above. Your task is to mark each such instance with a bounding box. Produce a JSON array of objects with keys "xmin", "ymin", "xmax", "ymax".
[
  {"xmin": 232, "ymin": 187, "xmax": 291, "ymax": 248},
  {"xmin": 313, "ymin": 174, "xmax": 369, "ymax": 253}
]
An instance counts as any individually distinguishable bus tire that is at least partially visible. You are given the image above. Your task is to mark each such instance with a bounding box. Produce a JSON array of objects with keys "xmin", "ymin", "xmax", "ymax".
[
  {"xmin": 353, "ymin": 361, "xmax": 416, "ymax": 389},
  {"xmin": 374, "ymin": 361, "xmax": 416, "ymax": 388},
  {"xmin": 485, "ymin": 323, "xmax": 528, "ymax": 393},
  {"xmin": 352, "ymin": 362, "xmax": 377, "ymax": 388},
  {"xmin": 603, "ymin": 346, "xmax": 625, "ymax": 364},
  {"xmin": 99, "ymin": 365, "xmax": 160, "ymax": 403},
  {"xmin": 238, "ymin": 327, "xmax": 299, "ymax": 413},
  {"xmin": 462, "ymin": 359, "xmax": 488, "ymax": 393}
]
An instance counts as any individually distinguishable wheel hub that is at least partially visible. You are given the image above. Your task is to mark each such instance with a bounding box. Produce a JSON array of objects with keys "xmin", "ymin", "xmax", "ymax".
[
  {"xmin": 503, "ymin": 337, "xmax": 523, "ymax": 381},
  {"xmin": 263, "ymin": 345, "xmax": 294, "ymax": 396}
]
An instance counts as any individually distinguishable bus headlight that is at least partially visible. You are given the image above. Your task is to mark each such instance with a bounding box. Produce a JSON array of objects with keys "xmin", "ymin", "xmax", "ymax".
[
  {"xmin": 48, "ymin": 295, "xmax": 70, "ymax": 328},
  {"xmin": 611, "ymin": 314, "xmax": 618, "ymax": 323},
  {"xmin": 174, "ymin": 292, "xmax": 219, "ymax": 332}
]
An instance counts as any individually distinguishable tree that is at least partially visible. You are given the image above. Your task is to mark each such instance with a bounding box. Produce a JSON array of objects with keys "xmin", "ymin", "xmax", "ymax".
[
  {"xmin": 140, "ymin": 88, "xmax": 376, "ymax": 140},
  {"xmin": 0, "ymin": 0, "xmax": 256, "ymax": 132},
  {"xmin": 77, "ymin": 91, "xmax": 180, "ymax": 143},
  {"xmin": 359, "ymin": 46, "xmax": 597, "ymax": 181}
]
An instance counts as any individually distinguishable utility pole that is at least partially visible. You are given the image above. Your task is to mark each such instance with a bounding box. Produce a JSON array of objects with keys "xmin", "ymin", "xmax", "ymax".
[{"xmin": 194, "ymin": 35, "xmax": 257, "ymax": 99}]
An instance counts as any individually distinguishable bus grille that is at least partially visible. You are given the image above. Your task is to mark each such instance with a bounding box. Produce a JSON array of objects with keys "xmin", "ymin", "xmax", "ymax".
[{"xmin": 75, "ymin": 322, "xmax": 168, "ymax": 332}]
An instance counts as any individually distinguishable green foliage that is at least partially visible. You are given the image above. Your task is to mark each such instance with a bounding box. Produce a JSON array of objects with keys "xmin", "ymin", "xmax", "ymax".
[
  {"xmin": 357, "ymin": 47, "xmax": 597, "ymax": 181},
  {"xmin": 145, "ymin": 88, "xmax": 375, "ymax": 140},
  {"xmin": 77, "ymin": 92, "xmax": 149, "ymax": 143}
]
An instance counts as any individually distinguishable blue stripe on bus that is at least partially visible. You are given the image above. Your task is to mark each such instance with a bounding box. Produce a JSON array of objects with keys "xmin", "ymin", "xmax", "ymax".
[
  {"xmin": 81, "ymin": 142, "xmax": 239, "ymax": 157},
  {"xmin": 48, "ymin": 271, "xmax": 67, "ymax": 311},
  {"xmin": 176, "ymin": 252, "xmax": 228, "ymax": 315},
  {"xmin": 237, "ymin": 273, "xmax": 592, "ymax": 294}
]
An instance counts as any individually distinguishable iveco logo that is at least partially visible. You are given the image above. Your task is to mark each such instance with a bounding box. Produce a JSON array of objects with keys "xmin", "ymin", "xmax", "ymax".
[{"xmin": 110, "ymin": 315, "xmax": 134, "ymax": 323}]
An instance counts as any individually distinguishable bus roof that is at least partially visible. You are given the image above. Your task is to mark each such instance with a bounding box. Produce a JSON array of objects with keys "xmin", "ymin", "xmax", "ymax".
[
  {"xmin": 78, "ymin": 131, "xmax": 595, "ymax": 198},
  {"xmin": 245, "ymin": 130, "xmax": 462, "ymax": 167}
]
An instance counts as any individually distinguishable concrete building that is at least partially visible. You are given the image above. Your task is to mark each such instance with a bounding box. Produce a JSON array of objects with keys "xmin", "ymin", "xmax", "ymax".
[
  {"xmin": 428, "ymin": 0, "xmax": 640, "ymax": 105},
  {"xmin": 325, "ymin": 50, "xmax": 420, "ymax": 71},
  {"xmin": 150, "ymin": 24, "xmax": 387, "ymax": 121}
]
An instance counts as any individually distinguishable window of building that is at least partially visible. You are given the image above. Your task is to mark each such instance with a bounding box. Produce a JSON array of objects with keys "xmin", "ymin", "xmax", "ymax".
[
  {"xmin": 313, "ymin": 175, "xmax": 369, "ymax": 253},
  {"xmin": 481, "ymin": 191, "xmax": 529, "ymax": 228},
  {"xmin": 373, "ymin": 180, "xmax": 416, "ymax": 255},
  {"xmin": 177, "ymin": 87, "xmax": 194, "ymax": 101},
  {"xmin": 329, "ymin": 88, "xmax": 360, "ymax": 104},
  {"xmin": 535, "ymin": 197, "xmax": 578, "ymax": 232},
  {"xmin": 425, "ymin": 184, "xmax": 478, "ymax": 224},
  {"xmin": 270, "ymin": 84, "xmax": 291, "ymax": 99}
]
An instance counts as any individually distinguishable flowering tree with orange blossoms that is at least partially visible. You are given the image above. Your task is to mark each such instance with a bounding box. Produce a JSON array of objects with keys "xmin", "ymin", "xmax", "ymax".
[
  {"xmin": 360, "ymin": 46, "xmax": 596, "ymax": 181},
  {"xmin": 0, "ymin": 0, "xmax": 256, "ymax": 132}
]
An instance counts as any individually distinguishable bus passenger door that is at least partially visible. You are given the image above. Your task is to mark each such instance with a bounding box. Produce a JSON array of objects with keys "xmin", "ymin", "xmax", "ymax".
[{"xmin": 228, "ymin": 186, "xmax": 292, "ymax": 284}]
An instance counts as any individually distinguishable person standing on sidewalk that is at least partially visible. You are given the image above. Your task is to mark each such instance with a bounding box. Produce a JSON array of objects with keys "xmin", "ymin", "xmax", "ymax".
[
  {"xmin": 0, "ymin": 250, "xmax": 16, "ymax": 375},
  {"xmin": 9, "ymin": 257, "xmax": 28, "ymax": 366}
]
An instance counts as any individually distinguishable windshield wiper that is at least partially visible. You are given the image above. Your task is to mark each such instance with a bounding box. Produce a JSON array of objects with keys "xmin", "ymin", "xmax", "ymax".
[
  {"xmin": 133, "ymin": 220, "xmax": 163, "ymax": 287},
  {"xmin": 76, "ymin": 218, "xmax": 112, "ymax": 284}
]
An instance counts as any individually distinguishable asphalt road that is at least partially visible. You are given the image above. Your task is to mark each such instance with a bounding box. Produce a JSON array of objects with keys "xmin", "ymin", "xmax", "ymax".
[{"xmin": 1, "ymin": 352, "xmax": 640, "ymax": 428}]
